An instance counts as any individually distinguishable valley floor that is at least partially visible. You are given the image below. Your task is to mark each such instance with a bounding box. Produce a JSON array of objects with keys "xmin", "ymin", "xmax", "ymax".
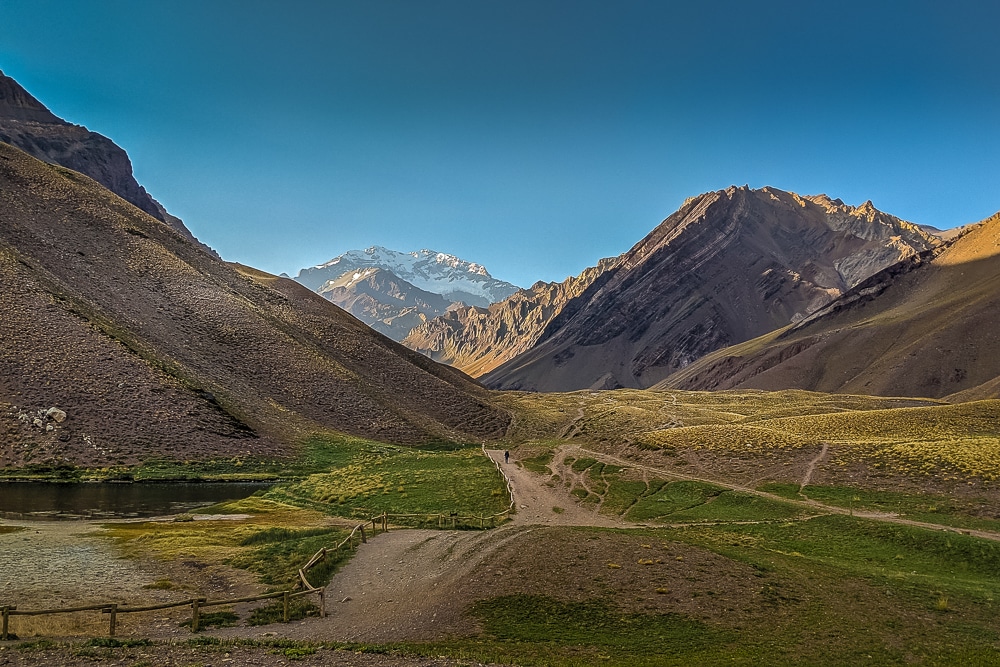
[{"xmin": 6, "ymin": 432, "xmax": 1000, "ymax": 665}]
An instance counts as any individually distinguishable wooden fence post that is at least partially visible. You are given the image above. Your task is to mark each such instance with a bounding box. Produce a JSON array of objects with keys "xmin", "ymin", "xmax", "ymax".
[
  {"xmin": 383, "ymin": 511, "xmax": 387, "ymax": 532},
  {"xmin": 2, "ymin": 605, "xmax": 13, "ymax": 640},
  {"xmin": 360, "ymin": 525, "xmax": 367, "ymax": 544},
  {"xmin": 191, "ymin": 598, "xmax": 202, "ymax": 632},
  {"xmin": 318, "ymin": 589, "xmax": 326, "ymax": 618},
  {"xmin": 283, "ymin": 591, "xmax": 290, "ymax": 623},
  {"xmin": 107, "ymin": 604, "xmax": 117, "ymax": 637}
]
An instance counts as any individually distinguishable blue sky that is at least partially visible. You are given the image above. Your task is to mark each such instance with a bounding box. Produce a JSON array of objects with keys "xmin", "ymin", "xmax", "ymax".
[{"xmin": 1, "ymin": 1, "xmax": 997, "ymax": 288}]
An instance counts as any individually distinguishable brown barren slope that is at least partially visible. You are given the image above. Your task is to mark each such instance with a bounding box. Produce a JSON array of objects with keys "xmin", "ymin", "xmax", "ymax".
[
  {"xmin": 659, "ymin": 212, "xmax": 1000, "ymax": 399},
  {"xmin": 483, "ymin": 186, "xmax": 939, "ymax": 392},
  {"xmin": 0, "ymin": 143, "xmax": 508, "ymax": 467}
]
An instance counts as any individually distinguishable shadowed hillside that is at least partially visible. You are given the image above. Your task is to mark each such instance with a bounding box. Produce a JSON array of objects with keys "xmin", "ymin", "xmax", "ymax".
[
  {"xmin": 483, "ymin": 186, "xmax": 940, "ymax": 392},
  {"xmin": 0, "ymin": 143, "xmax": 509, "ymax": 468},
  {"xmin": 658, "ymin": 211, "xmax": 1000, "ymax": 399}
]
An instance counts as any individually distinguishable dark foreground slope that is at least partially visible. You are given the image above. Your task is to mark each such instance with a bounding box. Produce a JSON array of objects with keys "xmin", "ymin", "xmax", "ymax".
[
  {"xmin": 0, "ymin": 143, "xmax": 508, "ymax": 467},
  {"xmin": 659, "ymin": 211, "xmax": 1000, "ymax": 399},
  {"xmin": 484, "ymin": 186, "xmax": 939, "ymax": 391}
]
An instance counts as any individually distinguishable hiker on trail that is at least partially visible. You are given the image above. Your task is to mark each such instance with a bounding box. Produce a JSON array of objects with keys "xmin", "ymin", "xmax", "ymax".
[{"xmin": 504, "ymin": 450, "xmax": 510, "ymax": 464}]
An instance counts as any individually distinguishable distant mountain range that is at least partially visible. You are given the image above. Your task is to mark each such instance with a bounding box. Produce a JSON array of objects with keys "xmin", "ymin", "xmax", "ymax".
[
  {"xmin": 295, "ymin": 187, "xmax": 993, "ymax": 402},
  {"xmin": 403, "ymin": 258, "xmax": 620, "ymax": 376},
  {"xmin": 293, "ymin": 246, "xmax": 520, "ymax": 341}
]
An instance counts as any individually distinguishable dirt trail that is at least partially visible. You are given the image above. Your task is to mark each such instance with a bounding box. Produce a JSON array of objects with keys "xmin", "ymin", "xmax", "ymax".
[
  {"xmin": 498, "ymin": 449, "xmax": 623, "ymax": 528},
  {"xmin": 214, "ymin": 449, "xmax": 621, "ymax": 643},
  {"xmin": 557, "ymin": 404, "xmax": 586, "ymax": 439},
  {"xmin": 219, "ymin": 444, "xmax": 1000, "ymax": 644},
  {"xmin": 799, "ymin": 443, "xmax": 829, "ymax": 491},
  {"xmin": 569, "ymin": 444, "xmax": 1000, "ymax": 542}
]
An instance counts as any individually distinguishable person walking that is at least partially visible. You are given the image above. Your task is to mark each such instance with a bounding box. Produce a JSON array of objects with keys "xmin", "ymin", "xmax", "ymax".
[{"xmin": 504, "ymin": 450, "xmax": 510, "ymax": 464}]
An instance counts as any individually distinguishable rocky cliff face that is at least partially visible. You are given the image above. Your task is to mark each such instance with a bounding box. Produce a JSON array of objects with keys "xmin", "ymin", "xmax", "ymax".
[
  {"xmin": 403, "ymin": 258, "xmax": 620, "ymax": 377},
  {"xmin": 318, "ymin": 267, "xmax": 460, "ymax": 341},
  {"xmin": 0, "ymin": 70, "xmax": 210, "ymax": 252},
  {"xmin": 658, "ymin": 211, "xmax": 1000, "ymax": 400},
  {"xmin": 481, "ymin": 186, "xmax": 941, "ymax": 392}
]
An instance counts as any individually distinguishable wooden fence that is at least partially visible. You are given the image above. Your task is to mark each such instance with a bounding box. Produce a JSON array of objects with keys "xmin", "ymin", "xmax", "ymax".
[{"xmin": 1, "ymin": 447, "xmax": 517, "ymax": 640}]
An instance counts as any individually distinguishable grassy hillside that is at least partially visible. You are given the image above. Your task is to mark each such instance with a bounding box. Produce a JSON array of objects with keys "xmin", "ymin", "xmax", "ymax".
[{"xmin": 500, "ymin": 389, "xmax": 1000, "ymax": 497}]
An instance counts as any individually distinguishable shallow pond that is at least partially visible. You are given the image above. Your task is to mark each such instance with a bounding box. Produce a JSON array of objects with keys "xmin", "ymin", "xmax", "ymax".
[{"xmin": 0, "ymin": 481, "xmax": 271, "ymax": 520}]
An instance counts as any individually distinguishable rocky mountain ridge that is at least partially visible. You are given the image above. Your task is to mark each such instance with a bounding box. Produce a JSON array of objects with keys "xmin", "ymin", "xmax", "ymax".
[
  {"xmin": 317, "ymin": 267, "xmax": 460, "ymax": 341},
  {"xmin": 657, "ymin": 210, "xmax": 1000, "ymax": 399},
  {"xmin": 403, "ymin": 257, "xmax": 620, "ymax": 376},
  {"xmin": 482, "ymin": 185, "xmax": 942, "ymax": 392},
  {"xmin": 0, "ymin": 70, "xmax": 211, "ymax": 253}
]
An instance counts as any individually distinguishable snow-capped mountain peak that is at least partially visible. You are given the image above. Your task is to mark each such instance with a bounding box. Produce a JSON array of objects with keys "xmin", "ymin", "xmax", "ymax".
[{"xmin": 296, "ymin": 246, "xmax": 520, "ymax": 307}]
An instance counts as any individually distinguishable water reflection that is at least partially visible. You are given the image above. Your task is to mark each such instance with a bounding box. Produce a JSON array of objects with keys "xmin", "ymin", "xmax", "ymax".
[{"xmin": 0, "ymin": 482, "xmax": 271, "ymax": 520}]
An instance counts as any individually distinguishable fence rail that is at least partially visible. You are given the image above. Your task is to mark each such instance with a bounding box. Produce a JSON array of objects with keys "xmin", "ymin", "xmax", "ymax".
[{"xmin": 2, "ymin": 446, "xmax": 517, "ymax": 640}]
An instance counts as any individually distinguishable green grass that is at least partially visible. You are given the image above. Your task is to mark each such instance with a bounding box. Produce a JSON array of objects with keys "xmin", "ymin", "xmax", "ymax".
[
  {"xmin": 237, "ymin": 526, "xmax": 339, "ymax": 546},
  {"xmin": 682, "ymin": 514, "xmax": 1000, "ymax": 601},
  {"xmin": 228, "ymin": 527, "xmax": 349, "ymax": 587},
  {"xmin": 762, "ymin": 483, "xmax": 1000, "ymax": 532},
  {"xmin": 631, "ymin": 486, "xmax": 804, "ymax": 523},
  {"xmin": 247, "ymin": 598, "xmax": 319, "ymax": 626},
  {"xmin": 270, "ymin": 442, "xmax": 510, "ymax": 523},
  {"xmin": 580, "ymin": 469, "xmax": 809, "ymax": 524},
  {"xmin": 465, "ymin": 594, "xmax": 731, "ymax": 666},
  {"xmin": 108, "ymin": 502, "xmax": 352, "ymax": 594},
  {"xmin": 181, "ymin": 610, "xmax": 240, "ymax": 631},
  {"xmin": 82, "ymin": 638, "xmax": 153, "ymax": 649},
  {"xmin": 519, "ymin": 451, "xmax": 554, "ymax": 475},
  {"xmin": 413, "ymin": 518, "xmax": 1000, "ymax": 665},
  {"xmin": 13, "ymin": 639, "xmax": 57, "ymax": 652}
]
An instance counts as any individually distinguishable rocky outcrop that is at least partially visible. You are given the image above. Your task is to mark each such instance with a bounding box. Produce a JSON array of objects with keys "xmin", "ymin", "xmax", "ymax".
[
  {"xmin": 0, "ymin": 70, "xmax": 213, "ymax": 253},
  {"xmin": 403, "ymin": 258, "xmax": 620, "ymax": 376},
  {"xmin": 482, "ymin": 186, "xmax": 941, "ymax": 392}
]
